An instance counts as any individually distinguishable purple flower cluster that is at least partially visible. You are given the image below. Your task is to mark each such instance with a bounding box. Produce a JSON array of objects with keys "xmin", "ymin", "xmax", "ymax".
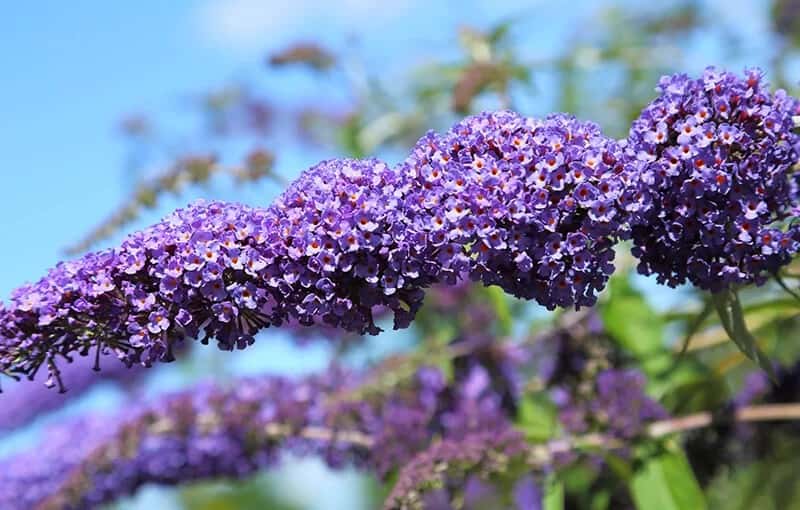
[
  {"xmin": 383, "ymin": 429, "xmax": 532, "ymax": 510},
  {"xmin": 1, "ymin": 111, "xmax": 637, "ymax": 389},
  {"xmin": 555, "ymin": 369, "xmax": 667, "ymax": 440},
  {"xmin": 2, "ymin": 65, "xmax": 798, "ymax": 393},
  {"xmin": 0, "ymin": 360, "xmax": 517, "ymax": 509},
  {"xmin": 0, "ymin": 369, "xmax": 358, "ymax": 510},
  {"xmin": 628, "ymin": 67, "xmax": 800, "ymax": 290},
  {"xmin": 0, "ymin": 369, "xmax": 364, "ymax": 509},
  {"xmin": 2, "ymin": 158, "xmax": 415, "ymax": 387},
  {"xmin": 401, "ymin": 111, "xmax": 634, "ymax": 309}
]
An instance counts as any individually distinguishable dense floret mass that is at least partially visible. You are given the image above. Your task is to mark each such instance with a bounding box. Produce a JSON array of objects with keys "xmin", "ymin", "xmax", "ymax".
[
  {"xmin": 4, "ymin": 65, "xmax": 800, "ymax": 510},
  {"xmin": 628, "ymin": 67, "xmax": 800, "ymax": 290},
  {"xmin": 0, "ymin": 158, "xmax": 425, "ymax": 385},
  {"xmin": 383, "ymin": 429, "xmax": 530, "ymax": 510},
  {"xmin": 0, "ymin": 369, "xmax": 360, "ymax": 510},
  {"xmin": 556, "ymin": 369, "xmax": 668, "ymax": 440},
  {"xmin": 400, "ymin": 110, "xmax": 637, "ymax": 310},
  {"xmin": 0, "ymin": 111, "xmax": 636, "ymax": 387},
  {"xmin": 0, "ymin": 362, "xmax": 515, "ymax": 510}
]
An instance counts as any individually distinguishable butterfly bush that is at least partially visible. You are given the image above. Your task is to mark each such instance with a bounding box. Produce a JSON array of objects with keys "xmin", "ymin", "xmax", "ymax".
[
  {"xmin": 0, "ymin": 361, "xmax": 515, "ymax": 510},
  {"xmin": 2, "ymin": 65, "xmax": 800, "ymax": 507},
  {"xmin": 532, "ymin": 312, "xmax": 667, "ymax": 442},
  {"xmin": 383, "ymin": 429, "xmax": 531, "ymax": 510},
  {"xmin": 0, "ymin": 369, "xmax": 361, "ymax": 510},
  {"xmin": 0, "ymin": 299, "xmax": 674, "ymax": 508},
  {"xmin": 555, "ymin": 369, "xmax": 668, "ymax": 440},
  {"xmin": 401, "ymin": 110, "xmax": 635, "ymax": 309},
  {"xmin": 0, "ymin": 160, "xmax": 407, "ymax": 388},
  {"xmin": 0, "ymin": 111, "xmax": 638, "ymax": 389},
  {"xmin": 628, "ymin": 67, "xmax": 800, "ymax": 290}
]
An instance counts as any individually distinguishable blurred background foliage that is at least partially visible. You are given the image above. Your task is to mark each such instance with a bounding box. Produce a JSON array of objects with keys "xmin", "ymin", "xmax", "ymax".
[{"xmin": 5, "ymin": 0, "xmax": 800, "ymax": 508}]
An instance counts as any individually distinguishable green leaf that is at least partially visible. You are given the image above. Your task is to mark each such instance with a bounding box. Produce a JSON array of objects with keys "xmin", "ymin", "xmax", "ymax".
[
  {"xmin": 604, "ymin": 453, "xmax": 634, "ymax": 482},
  {"xmin": 543, "ymin": 474, "xmax": 565, "ymax": 510},
  {"xmin": 630, "ymin": 450, "xmax": 706, "ymax": 510},
  {"xmin": 485, "ymin": 285, "xmax": 513, "ymax": 336},
  {"xmin": 774, "ymin": 274, "xmax": 800, "ymax": 302},
  {"xmin": 676, "ymin": 298, "xmax": 714, "ymax": 355},
  {"xmin": 711, "ymin": 289, "xmax": 776, "ymax": 380},
  {"xmin": 600, "ymin": 275, "xmax": 664, "ymax": 369},
  {"xmin": 337, "ymin": 115, "xmax": 366, "ymax": 158},
  {"xmin": 178, "ymin": 474, "xmax": 303, "ymax": 510},
  {"xmin": 488, "ymin": 20, "xmax": 513, "ymax": 44},
  {"xmin": 516, "ymin": 393, "xmax": 557, "ymax": 441}
]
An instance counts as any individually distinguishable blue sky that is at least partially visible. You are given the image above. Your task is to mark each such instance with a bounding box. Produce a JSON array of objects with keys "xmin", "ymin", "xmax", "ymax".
[{"xmin": 0, "ymin": 0, "xmax": 781, "ymax": 508}]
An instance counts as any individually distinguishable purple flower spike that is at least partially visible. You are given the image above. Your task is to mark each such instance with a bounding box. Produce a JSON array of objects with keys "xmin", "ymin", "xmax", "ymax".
[
  {"xmin": 0, "ymin": 369, "xmax": 365, "ymax": 510},
  {"xmin": 628, "ymin": 67, "xmax": 800, "ymax": 290},
  {"xmin": 0, "ymin": 362, "xmax": 514, "ymax": 509},
  {"xmin": 383, "ymin": 429, "xmax": 530, "ymax": 510},
  {"xmin": 1, "ymin": 112, "xmax": 634, "ymax": 389},
  {"xmin": 0, "ymin": 158, "xmax": 413, "ymax": 386},
  {"xmin": 399, "ymin": 111, "xmax": 634, "ymax": 311}
]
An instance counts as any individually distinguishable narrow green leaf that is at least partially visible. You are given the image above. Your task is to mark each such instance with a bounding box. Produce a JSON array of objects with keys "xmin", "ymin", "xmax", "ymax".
[
  {"xmin": 711, "ymin": 290, "xmax": 776, "ymax": 380},
  {"xmin": 774, "ymin": 274, "xmax": 800, "ymax": 302},
  {"xmin": 600, "ymin": 275, "xmax": 664, "ymax": 365},
  {"xmin": 488, "ymin": 20, "xmax": 513, "ymax": 44},
  {"xmin": 604, "ymin": 453, "xmax": 634, "ymax": 482},
  {"xmin": 516, "ymin": 393, "xmax": 557, "ymax": 441},
  {"xmin": 543, "ymin": 474, "xmax": 564, "ymax": 510},
  {"xmin": 630, "ymin": 450, "xmax": 706, "ymax": 510},
  {"xmin": 485, "ymin": 285, "xmax": 513, "ymax": 336},
  {"xmin": 677, "ymin": 298, "xmax": 714, "ymax": 356}
]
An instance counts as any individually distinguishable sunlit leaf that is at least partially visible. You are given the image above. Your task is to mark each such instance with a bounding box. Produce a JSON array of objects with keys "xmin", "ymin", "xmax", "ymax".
[
  {"xmin": 630, "ymin": 450, "xmax": 706, "ymax": 510},
  {"xmin": 517, "ymin": 393, "xmax": 557, "ymax": 441},
  {"xmin": 600, "ymin": 275, "xmax": 665, "ymax": 373},
  {"xmin": 488, "ymin": 20, "xmax": 513, "ymax": 45},
  {"xmin": 676, "ymin": 298, "xmax": 713, "ymax": 355},
  {"xmin": 485, "ymin": 285, "xmax": 513, "ymax": 336},
  {"xmin": 711, "ymin": 289, "xmax": 776, "ymax": 379},
  {"xmin": 543, "ymin": 474, "xmax": 565, "ymax": 510}
]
